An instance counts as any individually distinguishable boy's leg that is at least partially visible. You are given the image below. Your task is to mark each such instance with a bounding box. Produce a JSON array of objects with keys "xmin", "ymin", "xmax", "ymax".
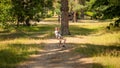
[
  {"xmin": 62, "ymin": 38, "xmax": 66, "ymax": 47},
  {"xmin": 63, "ymin": 39, "xmax": 66, "ymax": 45},
  {"xmin": 58, "ymin": 39, "xmax": 62, "ymax": 47}
]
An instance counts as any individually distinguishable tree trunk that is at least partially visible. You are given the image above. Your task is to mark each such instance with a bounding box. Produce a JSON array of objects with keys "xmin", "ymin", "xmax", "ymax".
[
  {"xmin": 61, "ymin": 0, "xmax": 70, "ymax": 35},
  {"xmin": 81, "ymin": 9, "xmax": 84, "ymax": 19},
  {"xmin": 58, "ymin": 15, "xmax": 61, "ymax": 23},
  {"xmin": 25, "ymin": 18, "xmax": 31, "ymax": 26},
  {"xmin": 79, "ymin": 0, "xmax": 85, "ymax": 19},
  {"xmin": 17, "ymin": 19, "xmax": 20, "ymax": 27},
  {"xmin": 73, "ymin": 11, "xmax": 77, "ymax": 22}
]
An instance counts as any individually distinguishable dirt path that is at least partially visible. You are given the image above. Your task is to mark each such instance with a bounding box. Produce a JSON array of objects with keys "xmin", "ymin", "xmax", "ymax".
[{"xmin": 17, "ymin": 38, "xmax": 93, "ymax": 68}]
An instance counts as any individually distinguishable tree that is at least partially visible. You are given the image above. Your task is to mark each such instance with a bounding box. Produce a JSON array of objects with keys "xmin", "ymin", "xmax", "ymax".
[
  {"xmin": 53, "ymin": 0, "xmax": 61, "ymax": 22},
  {"xmin": 11, "ymin": 0, "xmax": 53, "ymax": 26},
  {"xmin": 0, "ymin": 0, "xmax": 13, "ymax": 28},
  {"xmin": 69, "ymin": 0, "xmax": 87, "ymax": 22},
  {"xmin": 79, "ymin": 0, "xmax": 86, "ymax": 19},
  {"xmin": 61, "ymin": 0, "xmax": 70, "ymax": 35},
  {"xmin": 69, "ymin": 0, "xmax": 80, "ymax": 22},
  {"xmin": 92, "ymin": 0, "xmax": 120, "ymax": 27}
]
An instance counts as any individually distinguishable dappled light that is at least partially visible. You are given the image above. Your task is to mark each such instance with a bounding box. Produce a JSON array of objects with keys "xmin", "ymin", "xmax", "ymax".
[
  {"xmin": 0, "ymin": 21, "xmax": 120, "ymax": 68},
  {"xmin": 0, "ymin": 0, "xmax": 120, "ymax": 67}
]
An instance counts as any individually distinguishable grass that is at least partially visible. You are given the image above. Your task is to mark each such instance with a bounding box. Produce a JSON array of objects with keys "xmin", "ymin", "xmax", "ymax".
[
  {"xmin": 0, "ymin": 19, "xmax": 120, "ymax": 68},
  {"xmin": 71, "ymin": 22, "xmax": 120, "ymax": 68},
  {"xmin": 43, "ymin": 17, "xmax": 58, "ymax": 22},
  {"xmin": 89, "ymin": 32, "xmax": 120, "ymax": 45},
  {"xmin": 0, "ymin": 24, "xmax": 57, "ymax": 68},
  {"xmin": 0, "ymin": 43, "xmax": 44, "ymax": 68},
  {"xmin": 94, "ymin": 56, "xmax": 120, "ymax": 68}
]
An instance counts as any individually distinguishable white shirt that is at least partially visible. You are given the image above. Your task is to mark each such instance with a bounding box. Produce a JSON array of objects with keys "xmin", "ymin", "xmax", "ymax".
[{"xmin": 54, "ymin": 30, "xmax": 61, "ymax": 38}]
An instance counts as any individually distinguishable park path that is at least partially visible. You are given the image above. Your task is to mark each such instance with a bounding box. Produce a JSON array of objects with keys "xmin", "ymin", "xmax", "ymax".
[{"xmin": 17, "ymin": 38, "xmax": 93, "ymax": 68}]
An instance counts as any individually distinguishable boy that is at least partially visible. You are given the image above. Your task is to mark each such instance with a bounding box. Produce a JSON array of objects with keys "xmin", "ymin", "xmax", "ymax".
[{"xmin": 54, "ymin": 27, "xmax": 66, "ymax": 47}]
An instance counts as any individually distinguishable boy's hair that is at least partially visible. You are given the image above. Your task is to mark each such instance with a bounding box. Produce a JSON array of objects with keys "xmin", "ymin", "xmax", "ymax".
[{"xmin": 55, "ymin": 27, "xmax": 60, "ymax": 30}]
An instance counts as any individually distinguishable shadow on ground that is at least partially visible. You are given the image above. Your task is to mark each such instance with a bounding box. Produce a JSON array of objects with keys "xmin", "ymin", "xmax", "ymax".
[
  {"xmin": 70, "ymin": 25, "xmax": 98, "ymax": 36},
  {"xmin": 0, "ymin": 23, "xmax": 119, "ymax": 68},
  {"xmin": 16, "ymin": 43, "xmax": 105, "ymax": 68},
  {"xmin": 73, "ymin": 43, "xmax": 120, "ymax": 57},
  {"xmin": 0, "ymin": 23, "xmax": 98, "ymax": 41},
  {"xmin": 0, "ymin": 42, "xmax": 117, "ymax": 68},
  {"xmin": 0, "ymin": 43, "xmax": 44, "ymax": 68},
  {"xmin": 0, "ymin": 24, "xmax": 57, "ymax": 41}
]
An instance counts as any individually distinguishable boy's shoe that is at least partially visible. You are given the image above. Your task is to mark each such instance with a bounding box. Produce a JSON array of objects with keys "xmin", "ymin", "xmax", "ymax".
[{"xmin": 62, "ymin": 45, "xmax": 66, "ymax": 47}]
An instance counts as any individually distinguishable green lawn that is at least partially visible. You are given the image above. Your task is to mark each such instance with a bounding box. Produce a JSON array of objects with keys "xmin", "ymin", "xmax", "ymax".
[
  {"xmin": 71, "ymin": 22, "xmax": 120, "ymax": 68},
  {"xmin": 0, "ymin": 24, "xmax": 57, "ymax": 68},
  {"xmin": 0, "ymin": 20, "xmax": 120, "ymax": 68}
]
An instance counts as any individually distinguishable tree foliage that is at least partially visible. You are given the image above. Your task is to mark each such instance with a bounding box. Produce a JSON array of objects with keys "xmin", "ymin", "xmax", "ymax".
[
  {"xmin": 53, "ymin": 0, "xmax": 61, "ymax": 15},
  {"xmin": 92, "ymin": 0, "xmax": 120, "ymax": 27},
  {"xmin": 92, "ymin": 0, "xmax": 120, "ymax": 19},
  {"xmin": 0, "ymin": 0, "xmax": 53, "ymax": 27},
  {"xmin": 69, "ymin": 0, "xmax": 81, "ymax": 12},
  {"xmin": 0, "ymin": 0, "xmax": 12, "ymax": 28},
  {"xmin": 11, "ymin": 0, "xmax": 53, "ymax": 26}
]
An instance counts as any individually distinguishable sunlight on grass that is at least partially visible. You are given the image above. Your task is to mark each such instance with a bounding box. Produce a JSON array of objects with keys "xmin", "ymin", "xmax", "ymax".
[
  {"xmin": 94, "ymin": 56, "xmax": 120, "ymax": 68},
  {"xmin": 75, "ymin": 43, "xmax": 120, "ymax": 68},
  {"xmin": 0, "ymin": 38, "xmax": 43, "ymax": 45},
  {"xmin": 44, "ymin": 17, "xmax": 58, "ymax": 20},
  {"xmin": 71, "ymin": 22, "xmax": 120, "ymax": 68},
  {"xmin": 0, "ymin": 43, "xmax": 44, "ymax": 68},
  {"xmin": 43, "ymin": 17, "xmax": 58, "ymax": 22},
  {"xmin": 70, "ymin": 23, "xmax": 108, "ymax": 36},
  {"xmin": 0, "ymin": 24, "xmax": 56, "ymax": 68},
  {"xmin": 89, "ymin": 32, "xmax": 120, "ymax": 45},
  {"xmin": 0, "ymin": 20, "xmax": 120, "ymax": 68}
]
